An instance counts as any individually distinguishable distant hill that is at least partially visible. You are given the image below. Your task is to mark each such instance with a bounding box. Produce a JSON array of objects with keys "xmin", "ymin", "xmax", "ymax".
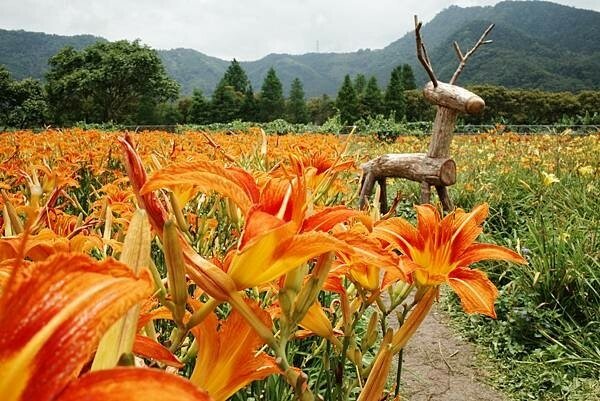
[
  {"xmin": 1, "ymin": 1, "xmax": 599, "ymax": 96},
  {"xmin": 0, "ymin": 29, "xmax": 103, "ymax": 80}
]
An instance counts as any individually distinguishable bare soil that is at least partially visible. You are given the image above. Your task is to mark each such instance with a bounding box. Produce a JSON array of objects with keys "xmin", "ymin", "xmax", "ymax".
[{"xmin": 389, "ymin": 304, "xmax": 504, "ymax": 401}]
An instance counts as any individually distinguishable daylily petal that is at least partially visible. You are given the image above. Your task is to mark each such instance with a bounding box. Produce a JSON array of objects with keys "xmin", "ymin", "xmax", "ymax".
[
  {"xmin": 301, "ymin": 206, "xmax": 362, "ymax": 233},
  {"xmin": 141, "ymin": 161, "xmax": 258, "ymax": 215},
  {"xmin": 132, "ymin": 335, "xmax": 183, "ymax": 368},
  {"xmin": 448, "ymin": 203, "xmax": 488, "ymax": 259},
  {"xmin": 448, "ymin": 268, "xmax": 498, "ymax": 318},
  {"xmin": 190, "ymin": 301, "xmax": 279, "ymax": 401},
  {"xmin": 239, "ymin": 207, "xmax": 286, "ymax": 250},
  {"xmin": 415, "ymin": 204, "xmax": 440, "ymax": 241},
  {"xmin": 230, "ymin": 221, "xmax": 345, "ymax": 289},
  {"xmin": 298, "ymin": 302, "xmax": 334, "ymax": 339},
  {"xmin": 56, "ymin": 367, "xmax": 212, "ymax": 401},
  {"xmin": 0, "ymin": 253, "xmax": 152, "ymax": 401},
  {"xmin": 456, "ymin": 243, "xmax": 526, "ymax": 267},
  {"xmin": 373, "ymin": 217, "xmax": 422, "ymax": 255}
]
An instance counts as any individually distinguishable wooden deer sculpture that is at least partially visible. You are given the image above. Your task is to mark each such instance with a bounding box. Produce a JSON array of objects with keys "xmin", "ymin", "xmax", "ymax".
[{"xmin": 359, "ymin": 16, "xmax": 494, "ymax": 212}]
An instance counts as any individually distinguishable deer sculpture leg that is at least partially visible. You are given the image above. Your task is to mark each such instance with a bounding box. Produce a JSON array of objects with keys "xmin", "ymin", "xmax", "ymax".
[{"xmin": 377, "ymin": 177, "xmax": 388, "ymax": 213}]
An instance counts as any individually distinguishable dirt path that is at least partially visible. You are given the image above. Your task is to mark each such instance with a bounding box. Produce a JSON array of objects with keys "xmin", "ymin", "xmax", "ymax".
[{"xmin": 390, "ymin": 304, "xmax": 504, "ymax": 401}]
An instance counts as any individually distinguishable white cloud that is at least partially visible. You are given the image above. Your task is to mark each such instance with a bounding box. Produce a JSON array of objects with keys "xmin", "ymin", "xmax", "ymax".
[{"xmin": 0, "ymin": 0, "xmax": 598, "ymax": 60}]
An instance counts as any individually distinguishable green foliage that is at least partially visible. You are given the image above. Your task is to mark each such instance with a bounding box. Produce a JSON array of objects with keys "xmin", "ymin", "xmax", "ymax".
[
  {"xmin": 439, "ymin": 154, "xmax": 600, "ymax": 401},
  {"xmin": 240, "ymin": 85, "xmax": 259, "ymax": 122},
  {"xmin": 221, "ymin": 59, "xmax": 250, "ymax": 93},
  {"xmin": 0, "ymin": 65, "xmax": 48, "ymax": 128},
  {"xmin": 45, "ymin": 40, "xmax": 179, "ymax": 124},
  {"xmin": 307, "ymin": 95, "xmax": 335, "ymax": 125},
  {"xmin": 210, "ymin": 81, "xmax": 242, "ymax": 123},
  {"xmin": 384, "ymin": 66, "xmax": 406, "ymax": 121},
  {"xmin": 336, "ymin": 75, "xmax": 359, "ymax": 124},
  {"xmin": 400, "ymin": 64, "xmax": 416, "ymax": 90},
  {"xmin": 359, "ymin": 76, "xmax": 384, "ymax": 119},
  {"xmin": 353, "ymin": 74, "xmax": 367, "ymax": 96},
  {"xmin": 286, "ymin": 78, "xmax": 309, "ymax": 124},
  {"xmin": 208, "ymin": 59, "xmax": 254, "ymax": 123},
  {"xmin": 258, "ymin": 68, "xmax": 285, "ymax": 122},
  {"xmin": 177, "ymin": 97, "xmax": 192, "ymax": 124}
]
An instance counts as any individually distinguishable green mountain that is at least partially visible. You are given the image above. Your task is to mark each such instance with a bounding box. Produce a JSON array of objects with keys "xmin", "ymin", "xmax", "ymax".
[
  {"xmin": 0, "ymin": 29, "xmax": 103, "ymax": 80},
  {"xmin": 1, "ymin": 1, "xmax": 599, "ymax": 96}
]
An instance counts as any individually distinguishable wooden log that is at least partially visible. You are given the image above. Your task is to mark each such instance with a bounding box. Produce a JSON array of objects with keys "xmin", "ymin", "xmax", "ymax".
[
  {"xmin": 360, "ymin": 153, "xmax": 456, "ymax": 186},
  {"xmin": 435, "ymin": 185, "xmax": 454, "ymax": 211},
  {"xmin": 377, "ymin": 177, "xmax": 388, "ymax": 213},
  {"xmin": 428, "ymin": 106, "xmax": 458, "ymax": 158},
  {"xmin": 423, "ymin": 81, "xmax": 485, "ymax": 115},
  {"xmin": 358, "ymin": 172, "xmax": 376, "ymax": 210}
]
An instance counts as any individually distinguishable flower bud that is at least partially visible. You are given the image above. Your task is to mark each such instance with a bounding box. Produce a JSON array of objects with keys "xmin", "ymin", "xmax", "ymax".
[{"xmin": 163, "ymin": 219, "xmax": 188, "ymax": 324}]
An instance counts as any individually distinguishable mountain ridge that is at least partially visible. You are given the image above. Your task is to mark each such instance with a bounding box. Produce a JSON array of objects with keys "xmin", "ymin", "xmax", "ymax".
[{"xmin": 1, "ymin": 1, "xmax": 599, "ymax": 96}]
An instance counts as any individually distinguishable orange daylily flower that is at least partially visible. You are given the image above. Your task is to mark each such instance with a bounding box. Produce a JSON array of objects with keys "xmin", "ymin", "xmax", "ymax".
[
  {"xmin": 373, "ymin": 203, "xmax": 526, "ymax": 317},
  {"xmin": 224, "ymin": 207, "xmax": 347, "ymax": 289},
  {"xmin": 0, "ymin": 229, "xmax": 102, "ymax": 261},
  {"xmin": 56, "ymin": 368, "xmax": 212, "ymax": 401},
  {"xmin": 0, "ymin": 251, "xmax": 211, "ymax": 401},
  {"xmin": 190, "ymin": 301, "xmax": 280, "ymax": 401},
  {"xmin": 124, "ymin": 134, "xmax": 358, "ymax": 292}
]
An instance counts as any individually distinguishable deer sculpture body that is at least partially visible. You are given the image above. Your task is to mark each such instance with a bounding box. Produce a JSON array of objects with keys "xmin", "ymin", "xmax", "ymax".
[{"xmin": 359, "ymin": 17, "xmax": 494, "ymax": 212}]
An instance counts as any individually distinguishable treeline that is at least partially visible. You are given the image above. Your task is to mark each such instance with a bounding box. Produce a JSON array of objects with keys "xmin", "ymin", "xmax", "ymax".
[{"xmin": 1, "ymin": 39, "xmax": 599, "ymax": 130}]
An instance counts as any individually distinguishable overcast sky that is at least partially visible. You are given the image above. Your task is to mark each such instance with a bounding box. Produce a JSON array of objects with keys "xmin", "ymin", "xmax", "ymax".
[{"xmin": 1, "ymin": 0, "xmax": 598, "ymax": 60}]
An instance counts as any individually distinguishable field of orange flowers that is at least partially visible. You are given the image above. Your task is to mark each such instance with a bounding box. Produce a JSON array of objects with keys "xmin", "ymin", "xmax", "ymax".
[{"xmin": 0, "ymin": 128, "xmax": 598, "ymax": 401}]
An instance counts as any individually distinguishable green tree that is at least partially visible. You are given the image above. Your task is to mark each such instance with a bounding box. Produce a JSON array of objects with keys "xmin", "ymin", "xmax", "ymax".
[
  {"xmin": 240, "ymin": 85, "xmax": 258, "ymax": 121},
  {"xmin": 360, "ymin": 76, "xmax": 383, "ymax": 118},
  {"xmin": 221, "ymin": 59, "xmax": 250, "ymax": 93},
  {"xmin": 189, "ymin": 89, "xmax": 211, "ymax": 124},
  {"xmin": 157, "ymin": 102, "xmax": 183, "ymax": 125},
  {"xmin": 258, "ymin": 68, "xmax": 285, "ymax": 122},
  {"xmin": 354, "ymin": 74, "xmax": 367, "ymax": 97},
  {"xmin": 384, "ymin": 66, "xmax": 406, "ymax": 120},
  {"xmin": 400, "ymin": 64, "xmax": 417, "ymax": 90},
  {"xmin": 307, "ymin": 94, "xmax": 335, "ymax": 125},
  {"xmin": 286, "ymin": 78, "xmax": 309, "ymax": 123},
  {"xmin": 46, "ymin": 40, "xmax": 179, "ymax": 124},
  {"xmin": 209, "ymin": 59, "xmax": 252, "ymax": 121},
  {"xmin": 177, "ymin": 97, "xmax": 192, "ymax": 124},
  {"xmin": 0, "ymin": 66, "xmax": 48, "ymax": 128},
  {"xmin": 336, "ymin": 74, "xmax": 359, "ymax": 124},
  {"xmin": 210, "ymin": 82, "xmax": 241, "ymax": 123}
]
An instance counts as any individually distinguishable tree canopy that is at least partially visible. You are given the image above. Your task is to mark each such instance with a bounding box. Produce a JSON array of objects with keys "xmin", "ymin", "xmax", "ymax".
[
  {"xmin": 258, "ymin": 68, "xmax": 285, "ymax": 122},
  {"xmin": 0, "ymin": 65, "xmax": 48, "ymax": 129},
  {"xmin": 45, "ymin": 40, "xmax": 179, "ymax": 124},
  {"xmin": 286, "ymin": 78, "xmax": 309, "ymax": 123},
  {"xmin": 384, "ymin": 66, "xmax": 406, "ymax": 121}
]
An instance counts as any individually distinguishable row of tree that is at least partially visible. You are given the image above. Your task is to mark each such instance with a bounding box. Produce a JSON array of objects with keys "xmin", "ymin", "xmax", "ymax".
[{"xmin": 1, "ymin": 39, "xmax": 599, "ymax": 129}]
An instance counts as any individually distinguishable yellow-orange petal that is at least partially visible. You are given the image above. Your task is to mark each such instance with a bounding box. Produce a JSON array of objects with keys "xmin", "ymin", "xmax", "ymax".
[
  {"xmin": 132, "ymin": 335, "xmax": 183, "ymax": 368},
  {"xmin": 298, "ymin": 302, "xmax": 334, "ymax": 338},
  {"xmin": 301, "ymin": 206, "xmax": 362, "ymax": 233},
  {"xmin": 456, "ymin": 243, "xmax": 527, "ymax": 267},
  {"xmin": 190, "ymin": 301, "xmax": 279, "ymax": 401},
  {"xmin": 141, "ymin": 161, "xmax": 258, "ymax": 215},
  {"xmin": 231, "ymin": 228, "xmax": 346, "ymax": 289},
  {"xmin": 55, "ymin": 367, "xmax": 212, "ymax": 401},
  {"xmin": 415, "ymin": 204, "xmax": 440, "ymax": 241},
  {"xmin": 448, "ymin": 268, "xmax": 499, "ymax": 318},
  {"xmin": 239, "ymin": 207, "xmax": 286, "ymax": 249},
  {"xmin": 447, "ymin": 203, "xmax": 489, "ymax": 259},
  {"xmin": 373, "ymin": 217, "xmax": 423, "ymax": 255},
  {"xmin": 0, "ymin": 253, "xmax": 152, "ymax": 401}
]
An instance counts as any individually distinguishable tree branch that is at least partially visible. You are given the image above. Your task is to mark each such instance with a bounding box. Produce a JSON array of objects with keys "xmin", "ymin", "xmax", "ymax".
[
  {"xmin": 414, "ymin": 15, "xmax": 438, "ymax": 88},
  {"xmin": 450, "ymin": 23, "xmax": 495, "ymax": 85}
]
